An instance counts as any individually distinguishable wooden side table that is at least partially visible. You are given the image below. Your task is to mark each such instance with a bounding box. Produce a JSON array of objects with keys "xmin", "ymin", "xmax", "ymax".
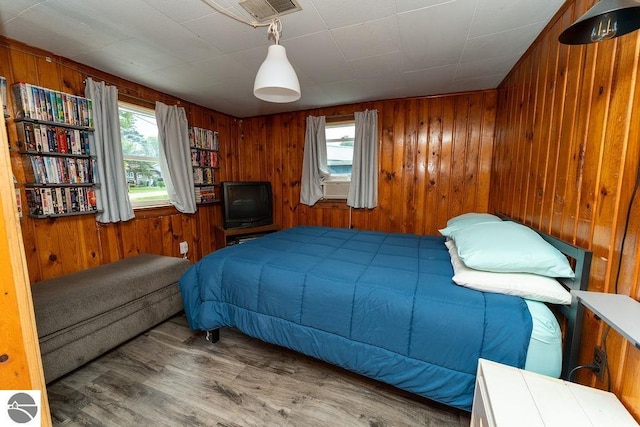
[{"xmin": 214, "ymin": 223, "xmax": 279, "ymax": 248}]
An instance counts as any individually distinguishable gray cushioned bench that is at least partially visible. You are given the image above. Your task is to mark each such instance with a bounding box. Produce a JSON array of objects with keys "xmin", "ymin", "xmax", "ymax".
[{"xmin": 31, "ymin": 254, "xmax": 190, "ymax": 383}]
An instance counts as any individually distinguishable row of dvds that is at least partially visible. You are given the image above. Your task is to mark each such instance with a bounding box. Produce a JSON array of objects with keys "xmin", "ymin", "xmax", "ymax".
[
  {"xmin": 191, "ymin": 149, "xmax": 219, "ymax": 168},
  {"xmin": 189, "ymin": 126, "xmax": 218, "ymax": 150},
  {"xmin": 25, "ymin": 186, "xmax": 97, "ymax": 217},
  {"xmin": 17, "ymin": 121, "xmax": 91, "ymax": 155},
  {"xmin": 12, "ymin": 82, "xmax": 93, "ymax": 128},
  {"xmin": 0, "ymin": 76, "xmax": 7, "ymax": 116},
  {"xmin": 193, "ymin": 166, "xmax": 216, "ymax": 185},
  {"xmin": 25, "ymin": 155, "xmax": 95, "ymax": 185},
  {"xmin": 195, "ymin": 185, "xmax": 218, "ymax": 203}
]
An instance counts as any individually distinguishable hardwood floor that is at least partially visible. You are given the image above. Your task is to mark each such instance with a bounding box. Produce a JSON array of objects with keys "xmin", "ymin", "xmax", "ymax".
[{"xmin": 48, "ymin": 315, "xmax": 471, "ymax": 426}]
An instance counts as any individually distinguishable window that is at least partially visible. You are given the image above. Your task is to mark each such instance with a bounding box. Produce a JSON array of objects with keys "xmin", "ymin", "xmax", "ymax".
[
  {"xmin": 119, "ymin": 102, "xmax": 169, "ymax": 207},
  {"xmin": 322, "ymin": 121, "xmax": 355, "ymax": 200},
  {"xmin": 325, "ymin": 121, "xmax": 355, "ymax": 180}
]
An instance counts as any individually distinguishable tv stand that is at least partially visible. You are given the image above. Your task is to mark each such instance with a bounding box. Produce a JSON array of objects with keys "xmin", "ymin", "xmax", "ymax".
[{"xmin": 215, "ymin": 224, "xmax": 279, "ymax": 249}]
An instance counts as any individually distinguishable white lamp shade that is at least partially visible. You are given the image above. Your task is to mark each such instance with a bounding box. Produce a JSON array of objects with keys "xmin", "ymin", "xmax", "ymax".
[{"xmin": 253, "ymin": 44, "xmax": 301, "ymax": 103}]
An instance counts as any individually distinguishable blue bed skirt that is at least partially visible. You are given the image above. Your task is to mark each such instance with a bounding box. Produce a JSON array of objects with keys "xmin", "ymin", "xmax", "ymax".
[{"xmin": 179, "ymin": 226, "xmax": 532, "ymax": 410}]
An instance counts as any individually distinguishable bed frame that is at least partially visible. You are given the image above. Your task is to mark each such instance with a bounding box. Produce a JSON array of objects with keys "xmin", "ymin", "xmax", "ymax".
[
  {"xmin": 205, "ymin": 216, "xmax": 592, "ymax": 382},
  {"xmin": 497, "ymin": 214, "xmax": 592, "ymax": 380}
]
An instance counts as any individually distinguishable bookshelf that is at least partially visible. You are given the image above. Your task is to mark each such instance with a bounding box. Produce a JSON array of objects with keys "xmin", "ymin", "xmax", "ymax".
[
  {"xmin": 2, "ymin": 77, "xmax": 18, "ymax": 216},
  {"xmin": 1, "ymin": 76, "xmax": 7, "ymax": 117},
  {"xmin": 11, "ymin": 83, "xmax": 98, "ymax": 218},
  {"xmin": 189, "ymin": 126, "xmax": 220, "ymax": 204}
]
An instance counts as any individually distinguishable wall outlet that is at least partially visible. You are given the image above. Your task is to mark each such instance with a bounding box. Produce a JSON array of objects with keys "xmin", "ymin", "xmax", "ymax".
[
  {"xmin": 593, "ymin": 346, "xmax": 606, "ymax": 382},
  {"xmin": 179, "ymin": 241, "xmax": 188, "ymax": 255}
]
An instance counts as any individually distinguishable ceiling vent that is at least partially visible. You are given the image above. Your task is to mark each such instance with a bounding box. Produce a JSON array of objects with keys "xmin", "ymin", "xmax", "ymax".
[{"xmin": 239, "ymin": 0, "xmax": 302, "ymax": 22}]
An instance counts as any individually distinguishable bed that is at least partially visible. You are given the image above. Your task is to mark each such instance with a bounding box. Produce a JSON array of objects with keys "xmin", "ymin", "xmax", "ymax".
[{"xmin": 179, "ymin": 216, "xmax": 591, "ymax": 411}]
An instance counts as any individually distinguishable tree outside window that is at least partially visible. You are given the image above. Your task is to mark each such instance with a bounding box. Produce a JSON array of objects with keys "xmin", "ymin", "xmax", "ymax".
[{"xmin": 119, "ymin": 103, "xmax": 169, "ymax": 207}]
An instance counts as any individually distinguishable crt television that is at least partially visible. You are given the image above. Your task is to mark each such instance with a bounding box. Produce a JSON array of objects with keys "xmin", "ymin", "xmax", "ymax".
[{"xmin": 221, "ymin": 181, "xmax": 273, "ymax": 229}]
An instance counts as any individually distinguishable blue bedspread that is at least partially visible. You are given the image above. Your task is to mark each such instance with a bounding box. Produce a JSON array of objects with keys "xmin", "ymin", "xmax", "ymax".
[{"xmin": 179, "ymin": 226, "xmax": 532, "ymax": 411}]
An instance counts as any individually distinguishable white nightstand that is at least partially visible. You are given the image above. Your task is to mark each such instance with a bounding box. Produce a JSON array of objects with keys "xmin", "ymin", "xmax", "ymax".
[{"xmin": 471, "ymin": 358, "xmax": 638, "ymax": 426}]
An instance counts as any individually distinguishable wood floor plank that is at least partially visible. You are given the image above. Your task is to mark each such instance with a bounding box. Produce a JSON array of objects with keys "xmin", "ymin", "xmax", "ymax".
[{"xmin": 48, "ymin": 314, "xmax": 471, "ymax": 426}]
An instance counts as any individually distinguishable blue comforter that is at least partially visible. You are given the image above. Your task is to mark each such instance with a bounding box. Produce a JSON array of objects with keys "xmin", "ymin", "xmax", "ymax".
[{"xmin": 179, "ymin": 226, "xmax": 532, "ymax": 411}]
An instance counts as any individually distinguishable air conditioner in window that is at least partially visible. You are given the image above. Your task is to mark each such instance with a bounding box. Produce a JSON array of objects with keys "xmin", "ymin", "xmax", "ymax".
[{"xmin": 323, "ymin": 181, "xmax": 350, "ymax": 199}]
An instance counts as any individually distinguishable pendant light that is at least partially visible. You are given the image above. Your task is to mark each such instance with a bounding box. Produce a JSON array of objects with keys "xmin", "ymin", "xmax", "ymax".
[
  {"xmin": 559, "ymin": 0, "xmax": 640, "ymax": 45},
  {"xmin": 253, "ymin": 19, "xmax": 301, "ymax": 103}
]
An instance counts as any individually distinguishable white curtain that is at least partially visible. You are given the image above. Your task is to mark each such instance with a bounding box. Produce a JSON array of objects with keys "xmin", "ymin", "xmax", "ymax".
[
  {"xmin": 155, "ymin": 101, "xmax": 196, "ymax": 214},
  {"xmin": 300, "ymin": 115, "xmax": 330, "ymax": 206},
  {"xmin": 348, "ymin": 109, "xmax": 378, "ymax": 209},
  {"xmin": 84, "ymin": 77, "xmax": 134, "ymax": 223}
]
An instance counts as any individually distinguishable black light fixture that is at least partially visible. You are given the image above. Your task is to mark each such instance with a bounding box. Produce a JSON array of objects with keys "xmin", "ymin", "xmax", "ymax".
[{"xmin": 559, "ymin": 0, "xmax": 640, "ymax": 45}]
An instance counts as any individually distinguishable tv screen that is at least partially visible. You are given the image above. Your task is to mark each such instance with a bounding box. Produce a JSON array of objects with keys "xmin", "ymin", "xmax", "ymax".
[{"xmin": 221, "ymin": 181, "xmax": 273, "ymax": 229}]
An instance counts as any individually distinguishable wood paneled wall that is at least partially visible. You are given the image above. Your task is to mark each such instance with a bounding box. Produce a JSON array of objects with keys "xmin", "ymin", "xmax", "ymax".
[
  {"xmin": 0, "ymin": 111, "xmax": 50, "ymax": 424},
  {"xmin": 491, "ymin": 0, "xmax": 640, "ymax": 418},
  {"xmin": 4, "ymin": 36, "xmax": 497, "ymax": 282},
  {"xmin": 228, "ymin": 92, "xmax": 496, "ymax": 235},
  {"xmin": 1, "ymin": 37, "xmax": 233, "ymax": 283}
]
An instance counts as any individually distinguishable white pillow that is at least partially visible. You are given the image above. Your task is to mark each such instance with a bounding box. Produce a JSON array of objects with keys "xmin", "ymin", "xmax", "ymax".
[{"xmin": 445, "ymin": 240, "xmax": 571, "ymax": 305}]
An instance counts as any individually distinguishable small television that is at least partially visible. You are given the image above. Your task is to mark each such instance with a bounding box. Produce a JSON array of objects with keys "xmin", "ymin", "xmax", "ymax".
[{"xmin": 221, "ymin": 181, "xmax": 273, "ymax": 229}]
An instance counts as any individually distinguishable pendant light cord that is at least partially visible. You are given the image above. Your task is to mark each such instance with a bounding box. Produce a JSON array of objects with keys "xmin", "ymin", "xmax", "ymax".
[
  {"xmin": 268, "ymin": 19, "xmax": 283, "ymax": 44},
  {"xmin": 613, "ymin": 162, "xmax": 640, "ymax": 294},
  {"xmin": 578, "ymin": 160, "xmax": 640, "ymax": 393}
]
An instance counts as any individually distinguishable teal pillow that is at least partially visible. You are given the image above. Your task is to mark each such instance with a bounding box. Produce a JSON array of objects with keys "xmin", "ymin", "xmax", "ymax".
[
  {"xmin": 449, "ymin": 221, "xmax": 575, "ymax": 278},
  {"xmin": 439, "ymin": 212, "xmax": 502, "ymax": 237}
]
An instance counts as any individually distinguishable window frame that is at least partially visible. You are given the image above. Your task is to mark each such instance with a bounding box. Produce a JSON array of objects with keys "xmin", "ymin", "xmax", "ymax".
[
  {"xmin": 118, "ymin": 101, "xmax": 170, "ymax": 209},
  {"xmin": 324, "ymin": 118, "xmax": 355, "ymax": 184}
]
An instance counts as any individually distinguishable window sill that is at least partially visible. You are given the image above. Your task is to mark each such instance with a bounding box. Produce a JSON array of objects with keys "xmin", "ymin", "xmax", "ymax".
[
  {"xmin": 132, "ymin": 204, "xmax": 179, "ymax": 218},
  {"xmin": 324, "ymin": 176, "xmax": 351, "ymax": 183},
  {"xmin": 131, "ymin": 200, "xmax": 171, "ymax": 209}
]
